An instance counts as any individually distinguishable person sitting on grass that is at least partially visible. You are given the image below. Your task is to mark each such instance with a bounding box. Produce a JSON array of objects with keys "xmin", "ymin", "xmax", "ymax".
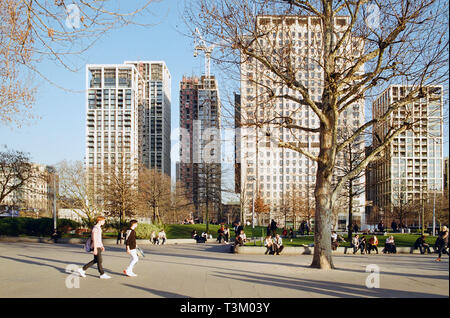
[
  {"xmin": 412, "ymin": 235, "xmax": 431, "ymax": 254},
  {"xmin": 158, "ymin": 229, "xmax": 166, "ymax": 245},
  {"xmin": 264, "ymin": 235, "xmax": 274, "ymax": 255}
]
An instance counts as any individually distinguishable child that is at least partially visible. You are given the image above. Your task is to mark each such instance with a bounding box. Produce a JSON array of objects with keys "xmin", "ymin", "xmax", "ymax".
[{"xmin": 124, "ymin": 220, "xmax": 139, "ymax": 277}]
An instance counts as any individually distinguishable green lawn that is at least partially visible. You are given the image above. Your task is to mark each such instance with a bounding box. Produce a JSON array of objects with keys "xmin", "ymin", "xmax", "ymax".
[{"xmin": 246, "ymin": 234, "xmax": 438, "ymax": 247}]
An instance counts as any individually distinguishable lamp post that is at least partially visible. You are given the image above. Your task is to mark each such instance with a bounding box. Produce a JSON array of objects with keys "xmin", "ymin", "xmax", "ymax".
[{"xmin": 249, "ymin": 176, "xmax": 256, "ymax": 230}]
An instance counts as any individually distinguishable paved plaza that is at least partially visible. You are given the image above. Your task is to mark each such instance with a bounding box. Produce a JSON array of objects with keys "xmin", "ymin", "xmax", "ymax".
[{"xmin": 0, "ymin": 241, "xmax": 448, "ymax": 298}]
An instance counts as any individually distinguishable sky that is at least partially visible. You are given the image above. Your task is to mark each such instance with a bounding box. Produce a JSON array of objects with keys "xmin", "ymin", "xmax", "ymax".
[{"xmin": 0, "ymin": 0, "xmax": 448, "ymax": 204}]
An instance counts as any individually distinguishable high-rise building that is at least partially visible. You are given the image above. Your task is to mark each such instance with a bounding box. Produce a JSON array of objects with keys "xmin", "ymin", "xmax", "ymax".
[
  {"xmin": 237, "ymin": 15, "xmax": 365, "ymax": 228},
  {"xmin": 178, "ymin": 75, "xmax": 221, "ymax": 222},
  {"xmin": 85, "ymin": 61, "xmax": 171, "ymax": 188},
  {"xmin": 124, "ymin": 61, "xmax": 172, "ymax": 175},
  {"xmin": 85, "ymin": 64, "xmax": 142, "ymax": 182},
  {"xmin": 369, "ymin": 85, "xmax": 444, "ymax": 224}
]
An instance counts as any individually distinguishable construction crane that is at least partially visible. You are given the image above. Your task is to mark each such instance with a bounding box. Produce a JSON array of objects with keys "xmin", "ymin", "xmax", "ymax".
[{"xmin": 194, "ymin": 28, "xmax": 215, "ymax": 87}]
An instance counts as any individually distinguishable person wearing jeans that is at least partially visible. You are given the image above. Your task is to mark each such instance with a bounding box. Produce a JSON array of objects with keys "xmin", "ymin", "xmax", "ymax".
[
  {"xmin": 124, "ymin": 220, "xmax": 139, "ymax": 277},
  {"xmin": 78, "ymin": 216, "xmax": 111, "ymax": 279}
]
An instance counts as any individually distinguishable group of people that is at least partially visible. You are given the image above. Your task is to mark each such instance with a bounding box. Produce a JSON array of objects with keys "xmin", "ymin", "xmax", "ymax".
[
  {"xmin": 78, "ymin": 216, "xmax": 141, "ymax": 279},
  {"xmin": 263, "ymin": 234, "xmax": 284, "ymax": 255},
  {"xmin": 150, "ymin": 230, "xmax": 167, "ymax": 245}
]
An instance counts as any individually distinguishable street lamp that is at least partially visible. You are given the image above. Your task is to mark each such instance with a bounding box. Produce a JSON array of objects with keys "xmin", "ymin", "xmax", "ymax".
[{"xmin": 249, "ymin": 176, "xmax": 256, "ymax": 230}]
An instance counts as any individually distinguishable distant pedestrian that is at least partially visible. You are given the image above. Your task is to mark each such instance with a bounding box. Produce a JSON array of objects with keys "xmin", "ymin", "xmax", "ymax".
[
  {"xmin": 391, "ymin": 220, "xmax": 398, "ymax": 233},
  {"xmin": 78, "ymin": 216, "xmax": 111, "ymax": 279},
  {"xmin": 305, "ymin": 222, "xmax": 310, "ymax": 235},
  {"xmin": 353, "ymin": 223, "xmax": 359, "ymax": 233},
  {"xmin": 123, "ymin": 220, "xmax": 139, "ymax": 277},
  {"xmin": 266, "ymin": 224, "xmax": 271, "ymax": 237},
  {"xmin": 117, "ymin": 229, "xmax": 125, "ymax": 245},
  {"xmin": 282, "ymin": 228, "xmax": 288, "ymax": 238},
  {"xmin": 235, "ymin": 222, "xmax": 244, "ymax": 238},
  {"xmin": 435, "ymin": 226, "xmax": 449, "ymax": 262},
  {"xmin": 377, "ymin": 221, "xmax": 384, "ymax": 232},
  {"xmin": 358, "ymin": 236, "xmax": 367, "ymax": 254},
  {"xmin": 288, "ymin": 228, "xmax": 294, "ymax": 241},
  {"xmin": 331, "ymin": 231, "xmax": 339, "ymax": 251},
  {"xmin": 270, "ymin": 219, "xmax": 278, "ymax": 236}
]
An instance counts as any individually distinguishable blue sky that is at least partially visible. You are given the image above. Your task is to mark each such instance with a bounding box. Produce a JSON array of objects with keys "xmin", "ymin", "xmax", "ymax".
[{"xmin": 0, "ymin": 0, "xmax": 448, "ymax": 202}]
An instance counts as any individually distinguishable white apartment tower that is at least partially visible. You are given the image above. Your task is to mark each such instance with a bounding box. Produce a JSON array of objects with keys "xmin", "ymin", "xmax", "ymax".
[
  {"xmin": 370, "ymin": 85, "xmax": 444, "ymax": 223},
  {"xmin": 86, "ymin": 61, "xmax": 171, "ymax": 183},
  {"xmin": 125, "ymin": 61, "xmax": 172, "ymax": 176},
  {"xmin": 238, "ymin": 15, "xmax": 366, "ymax": 228},
  {"xmin": 85, "ymin": 64, "xmax": 142, "ymax": 178}
]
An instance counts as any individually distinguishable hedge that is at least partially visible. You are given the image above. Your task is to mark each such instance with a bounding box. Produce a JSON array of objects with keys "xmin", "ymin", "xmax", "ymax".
[{"xmin": 0, "ymin": 217, "xmax": 80, "ymax": 237}]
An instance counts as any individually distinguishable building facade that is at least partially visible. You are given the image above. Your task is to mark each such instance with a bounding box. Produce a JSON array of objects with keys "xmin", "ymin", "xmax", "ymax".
[
  {"xmin": 177, "ymin": 75, "xmax": 222, "ymax": 222},
  {"xmin": 1, "ymin": 164, "xmax": 57, "ymax": 216},
  {"xmin": 369, "ymin": 85, "xmax": 444, "ymax": 225},
  {"xmin": 85, "ymin": 61, "xmax": 172, "ymax": 195},
  {"xmin": 237, "ymin": 15, "xmax": 366, "ymax": 228}
]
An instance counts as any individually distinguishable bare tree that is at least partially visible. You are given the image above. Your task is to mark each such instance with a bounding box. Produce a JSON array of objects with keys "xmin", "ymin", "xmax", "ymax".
[
  {"xmin": 0, "ymin": 147, "xmax": 35, "ymax": 205},
  {"xmin": 185, "ymin": 0, "xmax": 449, "ymax": 269},
  {"xmin": 56, "ymin": 160, "xmax": 103, "ymax": 226},
  {"xmin": 138, "ymin": 167, "xmax": 172, "ymax": 224},
  {"xmin": 0, "ymin": 0, "xmax": 156, "ymax": 125}
]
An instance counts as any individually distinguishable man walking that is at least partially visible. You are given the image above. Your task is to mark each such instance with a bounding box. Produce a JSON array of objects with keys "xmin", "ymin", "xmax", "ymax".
[
  {"xmin": 124, "ymin": 220, "xmax": 139, "ymax": 277},
  {"xmin": 78, "ymin": 216, "xmax": 111, "ymax": 279}
]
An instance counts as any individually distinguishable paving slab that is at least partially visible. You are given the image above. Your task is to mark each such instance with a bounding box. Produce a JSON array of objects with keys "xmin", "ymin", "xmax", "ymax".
[{"xmin": 0, "ymin": 242, "xmax": 447, "ymax": 298}]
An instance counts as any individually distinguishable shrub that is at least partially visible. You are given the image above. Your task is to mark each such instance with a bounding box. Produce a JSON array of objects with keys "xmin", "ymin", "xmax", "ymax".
[{"xmin": 134, "ymin": 223, "xmax": 162, "ymax": 239}]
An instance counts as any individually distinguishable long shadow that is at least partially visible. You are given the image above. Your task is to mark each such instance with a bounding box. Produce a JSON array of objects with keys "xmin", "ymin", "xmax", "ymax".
[
  {"xmin": 210, "ymin": 271, "xmax": 447, "ymax": 298},
  {"xmin": 122, "ymin": 283, "xmax": 189, "ymax": 298},
  {"xmin": 142, "ymin": 248, "xmax": 448, "ymax": 281},
  {"xmin": 0, "ymin": 255, "xmax": 68, "ymax": 274}
]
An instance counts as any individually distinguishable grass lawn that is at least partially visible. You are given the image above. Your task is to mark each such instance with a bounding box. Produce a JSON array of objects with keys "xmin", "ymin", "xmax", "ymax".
[{"xmin": 246, "ymin": 234, "xmax": 438, "ymax": 247}]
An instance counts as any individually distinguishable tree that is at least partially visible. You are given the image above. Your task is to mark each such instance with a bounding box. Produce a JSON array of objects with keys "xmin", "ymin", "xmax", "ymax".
[
  {"xmin": 0, "ymin": 0, "xmax": 155, "ymax": 126},
  {"xmin": 250, "ymin": 191, "xmax": 270, "ymax": 225},
  {"xmin": 334, "ymin": 127, "xmax": 366, "ymax": 239},
  {"xmin": 56, "ymin": 160, "xmax": 103, "ymax": 226},
  {"xmin": 138, "ymin": 167, "xmax": 172, "ymax": 224},
  {"xmin": 101, "ymin": 163, "xmax": 139, "ymax": 226},
  {"xmin": 0, "ymin": 147, "xmax": 35, "ymax": 205},
  {"xmin": 165, "ymin": 181, "xmax": 193, "ymax": 224},
  {"xmin": 185, "ymin": 0, "xmax": 448, "ymax": 269}
]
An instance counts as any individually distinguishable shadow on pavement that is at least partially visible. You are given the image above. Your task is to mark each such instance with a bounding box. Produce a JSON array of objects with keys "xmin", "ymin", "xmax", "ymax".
[
  {"xmin": 0, "ymin": 255, "xmax": 68, "ymax": 274},
  {"xmin": 210, "ymin": 271, "xmax": 447, "ymax": 298},
  {"xmin": 122, "ymin": 283, "xmax": 189, "ymax": 298}
]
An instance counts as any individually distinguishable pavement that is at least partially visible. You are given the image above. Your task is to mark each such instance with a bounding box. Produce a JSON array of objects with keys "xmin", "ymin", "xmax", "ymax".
[{"xmin": 0, "ymin": 241, "xmax": 448, "ymax": 298}]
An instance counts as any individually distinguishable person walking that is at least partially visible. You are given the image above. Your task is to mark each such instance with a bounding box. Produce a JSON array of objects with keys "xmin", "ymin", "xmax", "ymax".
[
  {"xmin": 435, "ymin": 226, "xmax": 449, "ymax": 262},
  {"xmin": 352, "ymin": 235, "xmax": 360, "ymax": 254},
  {"xmin": 391, "ymin": 220, "xmax": 398, "ymax": 233},
  {"xmin": 367, "ymin": 236, "xmax": 379, "ymax": 254},
  {"xmin": 358, "ymin": 236, "xmax": 367, "ymax": 254},
  {"xmin": 124, "ymin": 220, "xmax": 139, "ymax": 277},
  {"xmin": 78, "ymin": 216, "xmax": 111, "ymax": 279},
  {"xmin": 273, "ymin": 234, "xmax": 284, "ymax": 255},
  {"xmin": 270, "ymin": 219, "xmax": 278, "ymax": 236}
]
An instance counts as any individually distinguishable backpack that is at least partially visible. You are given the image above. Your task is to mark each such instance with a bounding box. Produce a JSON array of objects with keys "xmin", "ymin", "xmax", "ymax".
[
  {"xmin": 83, "ymin": 229, "xmax": 94, "ymax": 252},
  {"xmin": 84, "ymin": 237, "xmax": 94, "ymax": 252}
]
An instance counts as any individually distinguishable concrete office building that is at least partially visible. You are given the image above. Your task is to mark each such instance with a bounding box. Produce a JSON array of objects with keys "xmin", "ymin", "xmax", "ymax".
[{"xmin": 237, "ymin": 15, "xmax": 366, "ymax": 228}]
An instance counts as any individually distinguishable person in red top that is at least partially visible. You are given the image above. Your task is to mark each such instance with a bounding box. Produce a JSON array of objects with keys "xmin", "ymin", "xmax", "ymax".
[{"xmin": 367, "ymin": 235, "xmax": 379, "ymax": 254}]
